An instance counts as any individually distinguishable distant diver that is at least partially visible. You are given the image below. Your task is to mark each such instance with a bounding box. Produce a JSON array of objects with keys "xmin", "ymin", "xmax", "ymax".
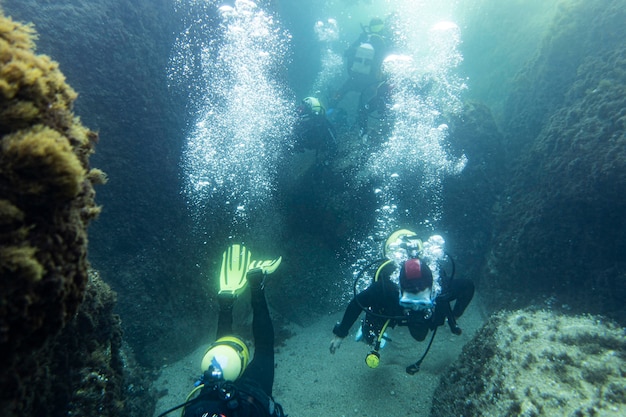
[
  {"xmin": 293, "ymin": 96, "xmax": 337, "ymax": 154},
  {"xmin": 330, "ymin": 17, "xmax": 394, "ymax": 142}
]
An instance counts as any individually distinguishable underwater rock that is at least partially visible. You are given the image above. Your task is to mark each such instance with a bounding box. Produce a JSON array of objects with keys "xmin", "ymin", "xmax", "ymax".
[
  {"xmin": 0, "ymin": 270, "xmax": 157, "ymax": 417},
  {"xmin": 2, "ymin": 0, "xmax": 208, "ymax": 368},
  {"xmin": 485, "ymin": 0, "xmax": 626, "ymax": 320},
  {"xmin": 442, "ymin": 101, "xmax": 505, "ymax": 287},
  {"xmin": 63, "ymin": 271, "xmax": 157, "ymax": 417},
  {"xmin": 0, "ymin": 10, "xmax": 100, "ymax": 357},
  {"xmin": 431, "ymin": 309, "xmax": 626, "ymax": 417},
  {"xmin": 0, "ymin": 10, "xmax": 144, "ymax": 417}
]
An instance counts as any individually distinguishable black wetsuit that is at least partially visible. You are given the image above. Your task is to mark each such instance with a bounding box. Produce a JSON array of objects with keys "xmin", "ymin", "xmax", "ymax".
[
  {"xmin": 293, "ymin": 108, "xmax": 337, "ymax": 153},
  {"xmin": 183, "ymin": 270, "xmax": 284, "ymax": 417},
  {"xmin": 333, "ymin": 261, "xmax": 475, "ymax": 343}
]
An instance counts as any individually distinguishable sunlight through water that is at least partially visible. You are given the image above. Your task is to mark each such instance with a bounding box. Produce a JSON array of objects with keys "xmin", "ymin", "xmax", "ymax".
[
  {"xmin": 345, "ymin": 1, "xmax": 468, "ymax": 278},
  {"xmin": 368, "ymin": 16, "xmax": 467, "ymax": 230}
]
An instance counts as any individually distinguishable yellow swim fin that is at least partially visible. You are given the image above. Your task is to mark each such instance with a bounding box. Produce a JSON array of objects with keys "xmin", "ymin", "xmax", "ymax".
[
  {"xmin": 219, "ymin": 244, "xmax": 252, "ymax": 296},
  {"xmin": 248, "ymin": 256, "xmax": 282, "ymax": 275}
]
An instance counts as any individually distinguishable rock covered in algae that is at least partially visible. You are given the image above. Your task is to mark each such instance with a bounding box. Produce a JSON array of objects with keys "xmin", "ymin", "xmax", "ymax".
[
  {"xmin": 430, "ymin": 309, "xmax": 626, "ymax": 417},
  {"xmin": 484, "ymin": 0, "xmax": 626, "ymax": 320},
  {"xmin": 0, "ymin": 9, "xmax": 107, "ymax": 415}
]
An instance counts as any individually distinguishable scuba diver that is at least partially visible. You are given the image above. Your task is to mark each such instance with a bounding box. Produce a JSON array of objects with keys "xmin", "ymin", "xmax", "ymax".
[
  {"xmin": 158, "ymin": 244, "xmax": 286, "ymax": 417},
  {"xmin": 331, "ymin": 17, "xmax": 394, "ymax": 142},
  {"xmin": 293, "ymin": 96, "xmax": 337, "ymax": 153},
  {"xmin": 329, "ymin": 229, "xmax": 474, "ymax": 373}
]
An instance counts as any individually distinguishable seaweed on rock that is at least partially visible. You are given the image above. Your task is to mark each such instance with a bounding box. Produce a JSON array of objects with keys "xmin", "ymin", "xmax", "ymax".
[{"xmin": 431, "ymin": 309, "xmax": 626, "ymax": 417}]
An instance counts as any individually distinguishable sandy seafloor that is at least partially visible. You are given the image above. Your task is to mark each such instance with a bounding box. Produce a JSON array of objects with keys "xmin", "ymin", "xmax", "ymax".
[{"xmin": 153, "ymin": 295, "xmax": 488, "ymax": 417}]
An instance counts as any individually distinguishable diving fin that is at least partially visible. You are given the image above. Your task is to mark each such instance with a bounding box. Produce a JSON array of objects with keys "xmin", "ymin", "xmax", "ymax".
[
  {"xmin": 219, "ymin": 244, "xmax": 252, "ymax": 296},
  {"xmin": 248, "ymin": 256, "xmax": 282, "ymax": 275}
]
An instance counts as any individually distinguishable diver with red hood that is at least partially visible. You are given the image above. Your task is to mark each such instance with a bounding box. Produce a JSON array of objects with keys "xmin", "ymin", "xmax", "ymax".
[{"xmin": 329, "ymin": 230, "xmax": 474, "ymax": 373}]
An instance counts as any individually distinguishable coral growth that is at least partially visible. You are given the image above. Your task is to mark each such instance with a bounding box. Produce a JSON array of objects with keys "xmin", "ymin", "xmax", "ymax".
[
  {"xmin": 0, "ymin": 269, "xmax": 157, "ymax": 416},
  {"xmin": 0, "ymin": 10, "xmax": 109, "ymax": 416},
  {"xmin": 431, "ymin": 309, "xmax": 626, "ymax": 416},
  {"xmin": 7, "ymin": 270, "xmax": 124, "ymax": 416},
  {"xmin": 3, "ymin": 125, "xmax": 86, "ymax": 199}
]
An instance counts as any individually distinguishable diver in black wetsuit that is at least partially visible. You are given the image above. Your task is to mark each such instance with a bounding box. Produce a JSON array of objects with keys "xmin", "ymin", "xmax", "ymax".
[
  {"xmin": 158, "ymin": 250, "xmax": 286, "ymax": 417},
  {"xmin": 329, "ymin": 230, "xmax": 474, "ymax": 372},
  {"xmin": 331, "ymin": 258, "xmax": 474, "ymax": 342},
  {"xmin": 293, "ymin": 96, "xmax": 337, "ymax": 153}
]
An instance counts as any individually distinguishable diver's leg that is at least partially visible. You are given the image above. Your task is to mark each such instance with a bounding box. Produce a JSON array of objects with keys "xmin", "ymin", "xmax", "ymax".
[
  {"xmin": 216, "ymin": 293, "xmax": 234, "ymax": 339},
  {"xmin": 240, "ymin": 269, "xmax": 275, "ymax": 396}
]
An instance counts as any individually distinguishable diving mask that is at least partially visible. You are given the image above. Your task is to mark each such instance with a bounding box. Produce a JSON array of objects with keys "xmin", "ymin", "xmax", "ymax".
[{"xmin": 399, "ymin": 288, "xmax": 433, "ymax": 312}]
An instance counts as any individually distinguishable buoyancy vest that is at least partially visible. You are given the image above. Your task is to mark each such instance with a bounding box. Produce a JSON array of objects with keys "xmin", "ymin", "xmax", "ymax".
[{"xmin": 182, "ymin": 381, "xmax": 286, "ymax": 417}]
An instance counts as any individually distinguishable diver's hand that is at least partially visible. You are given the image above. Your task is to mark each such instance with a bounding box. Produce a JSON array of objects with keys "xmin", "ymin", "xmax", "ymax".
[{"xmin": 329, "ymin": 336, "xmax": 343, "ymax": 354}]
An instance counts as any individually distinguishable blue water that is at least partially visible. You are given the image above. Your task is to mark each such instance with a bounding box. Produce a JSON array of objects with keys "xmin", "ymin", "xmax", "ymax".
[
  {"xmin": 171, "ymin": 0, "xmax": 467, "ymax": 265},
  {"xmin": 6, "ymin": 0, "xmax": 624, "ymax": 376},
  {"xmin": 4, "ymin": 1, "xmax": 626, "ymax": 416}
]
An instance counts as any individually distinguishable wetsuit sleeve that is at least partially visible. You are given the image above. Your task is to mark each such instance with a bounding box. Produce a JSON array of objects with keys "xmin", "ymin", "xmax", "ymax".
[
  {"xmin": 240, "ymin": 281, "xmax": 275, "ymax": 397},
  {"xmin": 333, "ymin": 284, "xmax": 379, "ymax": 338},
  {"xmin": 450, "ymin": 278, "xmax": 475, "ymax": 318},
  {"xmin": 437, "ymin": 278, "xmax": 475, "ymax": 318}
]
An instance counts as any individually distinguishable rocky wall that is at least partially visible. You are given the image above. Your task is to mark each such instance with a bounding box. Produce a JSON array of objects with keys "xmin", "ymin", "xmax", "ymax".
[
  {"xmin": 1, "ymin": 0, "xmax": 211, "ymax": 368},
  {"xmin": 430, "ymin": 309, "xmax": 626, "ymax": 417},
  {"xmin": 0, "ymin": 8, "xmax": 100, "ymax": 393},
  {"xmin": 484, "ymin": 0, "xmax": 626, "ymax": 320},
  {"xmin": 3, "ymin": 271, "xmax": 156, "ymax": 417},
  {"xmin": 0, "ymin": 11, "xmax": 155, "ymax": 417},
  {"xmin": 441, "ymin": 101, "xmax": 505, "ymax": 287}
]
